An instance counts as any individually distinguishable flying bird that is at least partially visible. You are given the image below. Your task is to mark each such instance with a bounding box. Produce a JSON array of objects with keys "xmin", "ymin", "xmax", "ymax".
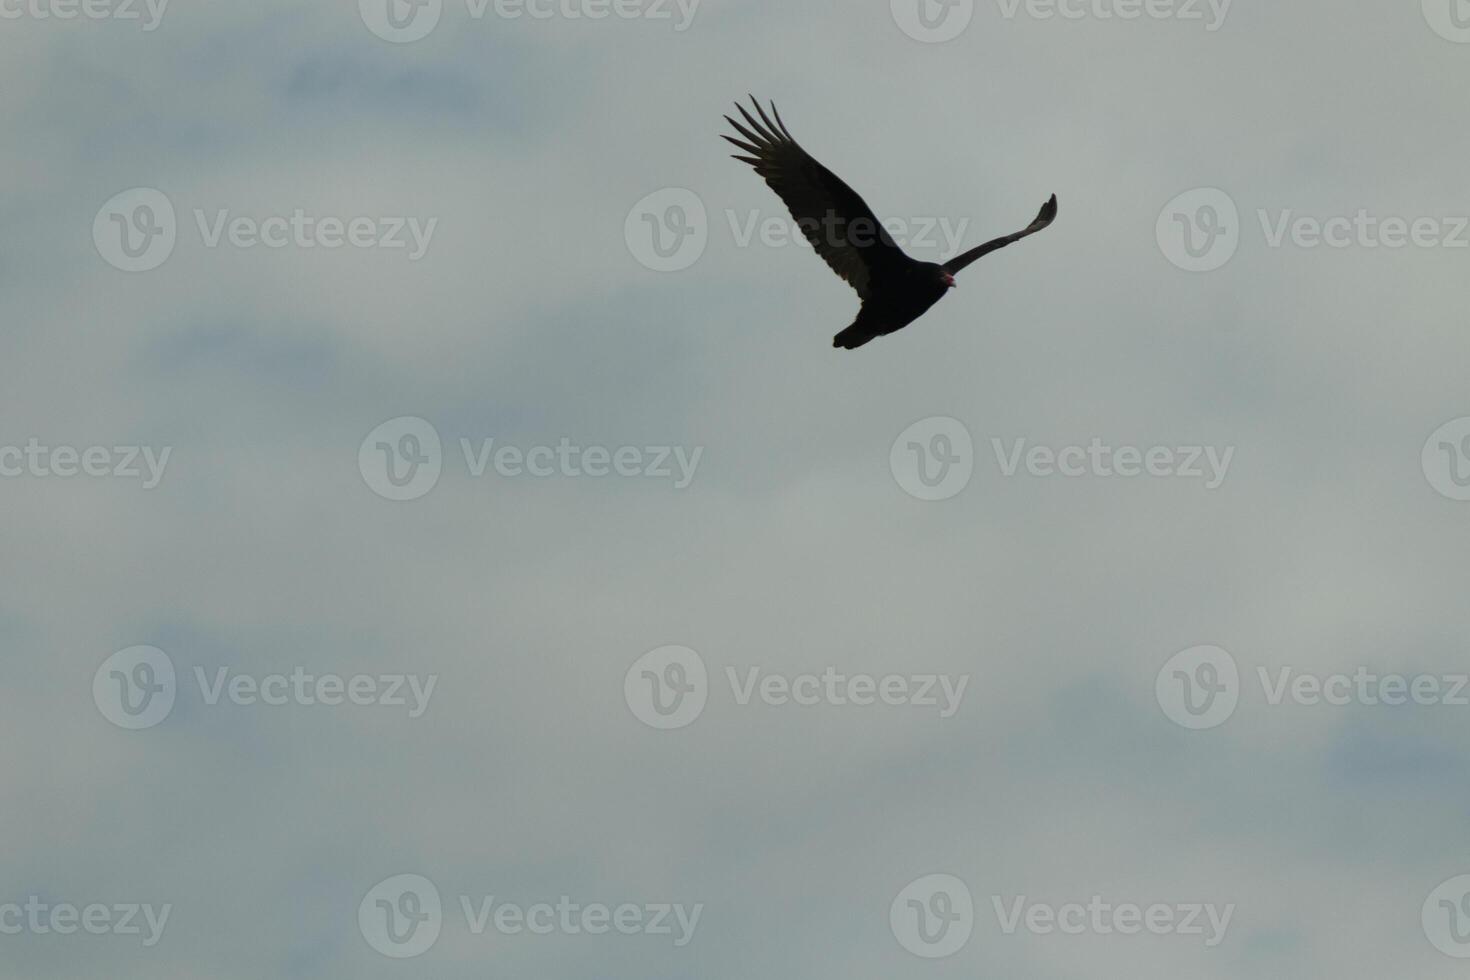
[{"xmin": 723, "ymin": 97, "xmax": 1057, "ymax": 350}]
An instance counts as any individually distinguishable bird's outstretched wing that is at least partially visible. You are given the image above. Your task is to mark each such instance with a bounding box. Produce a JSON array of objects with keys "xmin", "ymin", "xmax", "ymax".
[
  {"xmin": 942, "ymin": 194, "xmax": 1058, "ymax": 275},
  {"xmin": 723, "ymin": 97, "xmax": 909, "ymax": 300}
]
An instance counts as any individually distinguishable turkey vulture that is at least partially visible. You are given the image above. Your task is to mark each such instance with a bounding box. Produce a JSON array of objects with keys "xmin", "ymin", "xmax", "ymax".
[{"xmin": 723, "ymin": 97, "xmax": 1058, "ymax": 350}]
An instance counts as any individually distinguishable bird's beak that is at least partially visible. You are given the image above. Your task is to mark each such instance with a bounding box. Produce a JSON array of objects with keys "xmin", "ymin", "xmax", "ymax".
[{"xmin": 944, "ymin": 274, "xmax": 957, "ymax": 289}]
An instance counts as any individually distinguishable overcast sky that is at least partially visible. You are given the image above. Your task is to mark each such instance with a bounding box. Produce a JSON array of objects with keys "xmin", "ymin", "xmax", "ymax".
[{"xmin": 3, "ymin": 0, "xmax": 1470, "ymax": 977}]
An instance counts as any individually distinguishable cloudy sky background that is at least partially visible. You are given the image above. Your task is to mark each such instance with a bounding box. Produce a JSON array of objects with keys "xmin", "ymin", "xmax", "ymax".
[{"xmin": 2, "ymin": 0, "xmax": 1470, "ymax": 976}]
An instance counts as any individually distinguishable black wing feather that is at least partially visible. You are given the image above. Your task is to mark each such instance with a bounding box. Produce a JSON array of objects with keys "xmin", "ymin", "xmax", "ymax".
[
  {"xmin": 942, "ymin": 194, "xmax": 1058, "ymax": 275},
  {"xmin": 723, "ymin": 97, "xmax": 909, "ymax": 299}
]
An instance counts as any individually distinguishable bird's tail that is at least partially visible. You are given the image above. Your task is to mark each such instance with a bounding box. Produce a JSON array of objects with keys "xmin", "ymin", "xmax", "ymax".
[{"xmin": 833, "ymin": 310, "xmax": 883, "ymax": 350}]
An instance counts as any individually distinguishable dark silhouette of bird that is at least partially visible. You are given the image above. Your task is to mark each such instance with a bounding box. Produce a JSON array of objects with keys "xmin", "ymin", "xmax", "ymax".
[{"xmin": 723, "ymin": 97, "xmax": 1058, "ymax": 350}]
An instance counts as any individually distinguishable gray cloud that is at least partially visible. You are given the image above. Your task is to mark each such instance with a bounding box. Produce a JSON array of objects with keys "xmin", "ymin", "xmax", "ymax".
[{"xmin": 2, "ymin": 0, "xmax": 1469, "ymax": 977}]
